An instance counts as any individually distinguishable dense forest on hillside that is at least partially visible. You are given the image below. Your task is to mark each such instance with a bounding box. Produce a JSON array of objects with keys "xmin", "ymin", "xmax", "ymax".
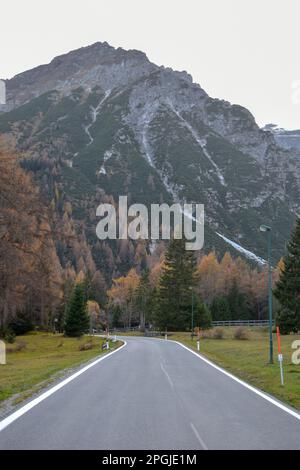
[{"xmin": 0, "ymin": 138, "xmax": 286, "ymax": 336}]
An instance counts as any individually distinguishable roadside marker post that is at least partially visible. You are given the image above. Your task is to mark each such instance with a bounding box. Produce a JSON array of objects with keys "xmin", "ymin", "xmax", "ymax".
[
  {"xmin": 196, "ymin": 328, "xmax": 200, "ymax": 351},
  {"xmin": 197, "ymin": 329, "xmax": 200, "ymax": 351},
  {"xmin": 276, "ymin": 326, "xmax": 284, "ymax": 386},
  {"xmin": 0, "ymin": 340, "xmax": 6, "ymax": 364}
]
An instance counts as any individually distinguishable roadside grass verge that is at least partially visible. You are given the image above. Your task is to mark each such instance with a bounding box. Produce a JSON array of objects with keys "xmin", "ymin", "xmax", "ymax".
[
  {"xmin": 171, "ymin": 328, "xmax": 300, "ymax": 410},
  {"xmin": 0, "ymin": 333, "xmax": 121, "ymax": 406}
]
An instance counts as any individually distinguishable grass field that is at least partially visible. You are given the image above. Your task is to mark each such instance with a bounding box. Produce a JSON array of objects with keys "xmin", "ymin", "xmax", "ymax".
[
  {"xmin": 1, "ymin": 329, "xmax": 299, "ymax": 412},
  {"xmin": 170, "ymin": 328, "xmax": 300, "ymax": 410},
  {"xmin": 0, "ymin": 333, "xmax": 121, "ymax": 406}
]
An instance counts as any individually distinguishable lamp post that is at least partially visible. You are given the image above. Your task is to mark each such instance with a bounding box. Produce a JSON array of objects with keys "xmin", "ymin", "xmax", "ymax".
[
  {"xmin": 260, "ymin": 224, "xmax": 274, "ymax": 364},
  {"xmin": 189, "ymin": 287, "xmax": 194, "ymax": 339}
]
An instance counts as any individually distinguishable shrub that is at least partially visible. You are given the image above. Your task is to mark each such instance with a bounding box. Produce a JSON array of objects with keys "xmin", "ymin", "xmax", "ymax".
[
  {"xmin": 0, "ymin": 327, "xmax": 15, "ymax": 343},
  {"xmin": 233, "ymin": 327, "xmax": 249, "ymax": 340},
  {"xmin": 7, "ymin": 340, "xmax": 27, "ymax": 353},
  {"xmin": 5, "ymin": 330, "xmax": 16, "ymax": 344},
  {"xmin": 79, "ymin": 341, "xmax": 94, "ymax": 351},
  {"xmin": 200, "ymin": 330, "xmax": 212, "ymax": 339},
  {"xmin": 15, "ymin": 340, "xmax": 27, "ymax": 351},
  {"xmin": 212, "ymin": 327, "xmax": 224, "ymax": 339},
  {"xmin": 9, "ymin": 311, "xmax": 33, "ymax": 335}
]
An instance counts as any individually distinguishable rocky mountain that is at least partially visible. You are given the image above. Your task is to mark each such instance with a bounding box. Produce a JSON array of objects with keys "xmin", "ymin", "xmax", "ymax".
[
  {"xmin": 262, "ymin": 123, "xmax": 300, "ymax": 151},
  {"xmin": 1, "ymin": 41, "xmax": 300, "ymax": 269}
]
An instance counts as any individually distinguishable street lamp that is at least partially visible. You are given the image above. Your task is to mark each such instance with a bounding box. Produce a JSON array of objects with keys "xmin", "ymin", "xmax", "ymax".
[
  {"xmin": 260, "ymin": 224, "xmax": 274, "ymax": 364},
  {"xmin": 189, "ymin": 286, "xmax": 194, "ymax": 339}
]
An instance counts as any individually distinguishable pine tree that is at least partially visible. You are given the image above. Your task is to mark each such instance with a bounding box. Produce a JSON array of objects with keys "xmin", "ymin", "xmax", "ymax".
[
  {"xmin": 156, "ymin": 238, "xmax": 198, "ymax": 331},
  {"xmin": 210, "ymin": 296, "xmax": 231, "ymax": 321},
  {"xmin": 227, "ymin": 281, "xmax": 250, "ymax": 320},
  {"xmin": 135, "ymin": 269, "xmax": 152, "ymax": 331},
  {"xmin": 274, "ymin": 219, "xmax": 300, "ymax": 334},
  {"xmin": 194, "ymin": 298, "xmax": 212, "ymax": 329},
  {"xmin": 91, "ymin": 271, "xmax": 107, "ymax": 306},
  {"xmin": 81, "ymin": 271, "xmax": 93, "ymax": 303},
  {"xmin": 64, "ymin": 283, "xmax": 89, "ymax": 337}
]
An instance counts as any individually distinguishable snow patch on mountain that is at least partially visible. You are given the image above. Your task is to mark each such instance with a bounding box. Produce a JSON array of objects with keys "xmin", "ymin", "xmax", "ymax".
[
  {"xmin": 141, "ymin": 110, "xmax": 156, "ymax": 168},
  {"xmin": 97, "ymin": 149, "xmax": 113, "ymax": 176},
  {"xmin": 216, "ymin": 232, "xmax": 266, "ymax": 265},
  {"xmin": 84, "ymin": 89, "xmax": 111, "ymax": 145},
  {"xmin": 180, "ymin": 207, "xmax": 264, "ymax": 265}
]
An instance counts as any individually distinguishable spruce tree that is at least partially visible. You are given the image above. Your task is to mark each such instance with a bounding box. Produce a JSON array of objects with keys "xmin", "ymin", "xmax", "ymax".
[
  {"xmin": 210, "ymin": 296, "xmax": 231, "ymax": 321},
  {"xmin": 135, "ymin": 269, "xmax": 152, "ymax": 331},
  {"xmin": 156, "ymin": 238, "xmax": 200, "ymax": 331},
  {"xmin": 194, "ymin": 299, "xmax": 212, "ymax": 329},
  {"xmin": 227, "ymin": 281, "xmax": 250, "ymax": 320},
  {"xmin": 274, "ymin": 219, "xmax": 300, "ymax": 334},
  {"xmin": 64, "ymin": 283, "xmax": 89, "ymax": 337}
]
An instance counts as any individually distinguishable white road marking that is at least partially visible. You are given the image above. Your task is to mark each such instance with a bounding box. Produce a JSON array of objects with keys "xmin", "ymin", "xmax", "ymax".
[
  {"xmin": 0, "ymin": 341, "xmax": 127, "ymax": 433},
  {"xmin": 190, "ymin": 422, "xmax": 208, "ymax": 450},
  {"xmin": 160, "ymin": 357, "xmax": 208, "ymax": 448},
  {"xmin": 173, "ymin": 341, "xmax": 300, "ymax": 421},
  {"xmin": 160, "ymin": 362, "xmax": 174, "ymax": 389}
]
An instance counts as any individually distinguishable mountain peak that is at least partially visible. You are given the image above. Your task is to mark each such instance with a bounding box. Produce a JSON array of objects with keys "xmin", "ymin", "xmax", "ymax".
[
  {"xmin": 49, "ymin": 41, "xmax": 149, "ymax": 66},
  {"xmin": 4, "ymin": 41, "xmax": 153, "ymax": 109},
  {"xmin": 1, "ymin": 41, "xmax": 299, "ymax": 263}
]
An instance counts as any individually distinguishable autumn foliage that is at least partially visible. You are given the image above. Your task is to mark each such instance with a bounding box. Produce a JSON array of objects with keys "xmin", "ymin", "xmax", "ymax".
[
  {"xmin": 0, "ymin": 140, "xmax": 62, "ymax": 331},
  {"xmin": 0, "ymin": 139, "xmax": 285, "ymax": 334}
]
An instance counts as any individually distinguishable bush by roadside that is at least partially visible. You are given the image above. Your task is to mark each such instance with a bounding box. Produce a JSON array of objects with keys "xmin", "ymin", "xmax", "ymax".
[{"xmin": 233, "ymin": 327, "xmax": 249, "ymax": 340}]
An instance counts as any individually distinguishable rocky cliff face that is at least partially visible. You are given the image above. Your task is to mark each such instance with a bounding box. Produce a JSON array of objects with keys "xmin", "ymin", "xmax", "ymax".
[{"xmin": 1, "ymin": 41, "xmax": 299, "ymax": 264}]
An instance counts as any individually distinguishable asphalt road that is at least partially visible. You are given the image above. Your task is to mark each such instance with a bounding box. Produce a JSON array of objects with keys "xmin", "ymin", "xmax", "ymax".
[{"xmin": 0, "ymin": 336, "xmax": 299, "ymax": 450}]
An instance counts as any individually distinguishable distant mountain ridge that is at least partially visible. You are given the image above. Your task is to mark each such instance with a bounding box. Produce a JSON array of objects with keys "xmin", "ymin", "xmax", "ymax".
[
  {"xmin": 262, "ymin": 123, "xmax": 300, "ymax": 151},
  {"xmin": 1, "ymin": 41, "xmax": 300, "ymax": 269}
]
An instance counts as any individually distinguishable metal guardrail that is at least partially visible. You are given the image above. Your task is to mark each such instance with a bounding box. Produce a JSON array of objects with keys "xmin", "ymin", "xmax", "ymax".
[
  {"xmin": 144, "ymin": 331, "xmax": 166, "ymax": 337},
  {"xmin": 110, "ymin": 327, "xmax": 164, "ymax": 337},
  {"xmin": 110, "ymin": 327, "xmax": 140, "ymax": 332},
  {"xmin": 212, "ymin": 320, "xmax": 275, "ymax": 327},
  {"xmin": 98, "ymin": 321, "xmax": 274, "ymax": 334}
]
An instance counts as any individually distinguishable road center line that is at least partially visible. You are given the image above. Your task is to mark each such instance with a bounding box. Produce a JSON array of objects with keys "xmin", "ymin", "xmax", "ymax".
[
  {"xmin": 190, "ymin": 422, "xmax": 208, "ymax": 450},
  {"xmin": 0, "ymin": 341, "xmax": 127, "ymax": 433},
  {"xmin": 160, "ymin": 362, "xmax": 174, "ymax": 389}
]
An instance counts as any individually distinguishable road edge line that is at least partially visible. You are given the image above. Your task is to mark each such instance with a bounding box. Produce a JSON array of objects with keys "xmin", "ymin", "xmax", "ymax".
[
  {"xmin": 172, "ymin": 340, "xmax": 300, "ymax": 421},
  {"xmin": 0, "ymin": 340, "xmax": 127, "ymax": 433}
]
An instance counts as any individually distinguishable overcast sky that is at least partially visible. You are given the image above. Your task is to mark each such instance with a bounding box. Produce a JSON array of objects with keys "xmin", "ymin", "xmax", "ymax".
[{"xmin": 1, "ymin": 0, "xmax": 299, "ymax": 129}]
